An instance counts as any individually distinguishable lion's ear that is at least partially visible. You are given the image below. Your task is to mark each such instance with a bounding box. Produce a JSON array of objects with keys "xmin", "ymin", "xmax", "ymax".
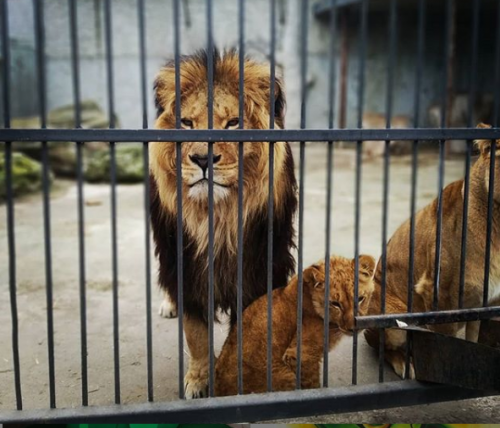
[
  {"xmin": 274, "ymin": 75, "xmax": 286, "ymax": 128},
  {"xmin": 154, "ymin": 65, "xmax": 176, "ymax": 119},
  {"xmin": 303, "ymin": 262, "xmax": 325, "ymax": 288},
  {"xmin": 475, "ymin": 123, "xmax": 495, "ymax": 156}
]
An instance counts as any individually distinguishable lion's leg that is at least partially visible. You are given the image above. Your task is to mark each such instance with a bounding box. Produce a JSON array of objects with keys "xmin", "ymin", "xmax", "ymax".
[
  {"xmin": 184, "ymin": 314, "xmax": 209, "ymax": 399},
  {"xmin": 159, "ymin": 290, "xmax": 178, "ymax": 318},
  {"xmin": 466, "ymin": 320, "xmax": 480, "ymax": 342}
]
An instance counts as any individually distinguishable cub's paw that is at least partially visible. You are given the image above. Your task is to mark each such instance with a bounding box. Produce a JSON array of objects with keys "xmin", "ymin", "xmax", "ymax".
[
  {"xmin": 184, "ymin": 369, "xmax": 208, "ymax": 399},
  {"xmin": 158, "ymin": 296, "xmax": 178, "ymax": 318},
  {"xmin": 282, "ymin": 348, "xmax": 297, "ymax": 370}
]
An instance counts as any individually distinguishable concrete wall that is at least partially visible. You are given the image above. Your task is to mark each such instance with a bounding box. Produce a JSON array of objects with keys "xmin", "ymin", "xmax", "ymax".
[{"xmin": 2, "ymin": 0, "xmax": 497, "ymax": 130}]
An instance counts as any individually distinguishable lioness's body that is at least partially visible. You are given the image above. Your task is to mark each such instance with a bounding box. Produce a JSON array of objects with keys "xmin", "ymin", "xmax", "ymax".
[
  {"xmin": 150, "ymin": 49, "xmax": 297, "ymax": 398},
  {"xmin": 365, "ymin": 127, "xmax": 500, "ymax": 378},
  {"xmin": 216, "ymin": 255, "xmax": 375, "ymax": 396}
]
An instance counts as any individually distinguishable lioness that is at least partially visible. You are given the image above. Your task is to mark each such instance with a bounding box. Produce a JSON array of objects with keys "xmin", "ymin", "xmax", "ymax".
[
  {"xmin": 365, "ymin": 123, "xmax": 500, "ymax": 378},
  {"xmin": 215, "ymin": 255, "xmax": 376, "ymax": 396},
  {"xmin": 150, "ymin": 49, "xmax": 297, "ymax": 398}
]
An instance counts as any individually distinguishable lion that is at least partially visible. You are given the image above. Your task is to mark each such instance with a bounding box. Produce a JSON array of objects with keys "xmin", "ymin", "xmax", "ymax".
[
  {"xmin": 149, "ymin": 49, "xmax": 297, "ymax": 398},
  {"xmin": 364, "ymin": 123, "xmax": 500, "ymax": 379},
  {"xmin": 215, "ymin": 255, "xmax": 376, "ymax": 396}
]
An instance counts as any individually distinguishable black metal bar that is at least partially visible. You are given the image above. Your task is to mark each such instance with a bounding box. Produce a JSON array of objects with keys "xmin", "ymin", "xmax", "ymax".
[
  {"xmin": 352, "ymin": 0, "xmax": 367, "ymax": 387},
  {"xmin": 495, "ymin": 1, "xmax": 500, "ymax": 126},
  {"xmin": 266, "ymin": 0, "xmax": 277, "ymax": 393},
  {"xmin": 173, "ymin": 0, "xmax": 184, "ymax": 400},
  {"xmin": 69, "ymin": 0, "xmax": 81, "ymax": 128},
  {"xmin": 207, "ymin": 0, "xmax": 215, "ymax": 398},
  {"xmin": 433, "ymin": 140, "xmax": 445, "ymax": 311},
  {"xmin": 3, "ymin": 128, "xmax": 500, "ymax": 143},
  {"xmin": 137, "ymin": 0, "xmax": 152, "ymax": 402},
  {"xmin": 237, "ymin": 0, "xmax": 245, "ymax": 396},
  {"xmin": 138, "ymin": 0, "xmax": 148, "ymax": 129},
  {"xmin": 69, "ymin": 0, "xmax": 88, "ymax": 406},
  {"xmin": 323, "ymin": 0, "xmax": 337, "ymax": 388},
  {"xmin": 103, "ymin": 0, "xmax": 120, "ymax": 404},
  {"xmin": 34, "ymin": 0, "xmax": 56, "ymax": 408},
  {"xmin": 379, "ymin": 0, "xmax": 396, "ymax": 384},
  {"xmin": 483, "ymin": 142, "xmax": 496, "ymax": 307},
  {"xmin": 1, "ymin": 381, "xmax": 492, "ymax": 424},
  {"xmin": 356, "ymin": 306, "xmax": 500, "ymax": 329},
  {"xmin": 296, "ymin": 0, "xmax": 309, "ymax": 390},
  {"xmin": 2, "ymin": 0, "xmax": 23, "ymax": 411},
  {"xmin": 405, "ymin": 0, "xmax": 425, "ymax": 380}
]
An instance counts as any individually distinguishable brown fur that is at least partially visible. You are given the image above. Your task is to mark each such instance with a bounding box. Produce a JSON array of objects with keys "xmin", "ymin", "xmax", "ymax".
[
  {"xmin": 365, "ymin": 123, "xmax": 500, "ymax": 379},
  {"xmin": 149, "ymin": 49, "xmax": 297, "ymax": 398},
  {"xmin": 215, "ymin": 255, "xmax": 376, "ymax": 396}
]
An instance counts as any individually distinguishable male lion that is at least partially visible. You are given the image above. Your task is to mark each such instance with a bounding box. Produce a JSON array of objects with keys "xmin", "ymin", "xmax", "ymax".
[
  {"xmin": 149, "ymin": 49, "xmax": 297, "ymax": 398},
  {"xmin": 365, "ymin": 123, "xmax": 500, "ymax": 378}
]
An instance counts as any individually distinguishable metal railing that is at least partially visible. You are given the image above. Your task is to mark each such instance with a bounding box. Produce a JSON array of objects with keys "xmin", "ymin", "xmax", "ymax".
[{"xmin": 1, "ymin": 0, "xmax": 499, "ymax": 422}]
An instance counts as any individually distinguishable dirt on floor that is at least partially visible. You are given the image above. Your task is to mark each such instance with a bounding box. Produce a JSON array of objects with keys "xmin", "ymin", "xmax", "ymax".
[{"xmin": 1, "ymin": 144, "xmax": 498, "ymax": 419}]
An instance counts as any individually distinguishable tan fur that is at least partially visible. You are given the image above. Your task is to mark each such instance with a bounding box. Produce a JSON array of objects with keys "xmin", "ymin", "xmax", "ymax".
[
  {"xmin": 365, "ymin": 123, "xmax": 500, "ymax": 378},
  {"xmin": 215, "ymin": 255, "xmax": 376, "ymax": 396}
]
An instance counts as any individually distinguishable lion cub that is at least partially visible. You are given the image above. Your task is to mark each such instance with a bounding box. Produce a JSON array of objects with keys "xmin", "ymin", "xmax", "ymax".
[{"xmin": 215, "ymin": 255, "xmax": 376, "ymax": 396}]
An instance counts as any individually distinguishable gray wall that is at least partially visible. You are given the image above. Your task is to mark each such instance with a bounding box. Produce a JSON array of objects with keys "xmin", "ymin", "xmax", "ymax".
[{"xmin": 2, "ymin": 0, "xmax": 497, "ymax": 129}]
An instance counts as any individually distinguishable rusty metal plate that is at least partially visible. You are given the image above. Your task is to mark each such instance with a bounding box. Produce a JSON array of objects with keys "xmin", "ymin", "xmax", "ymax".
[{"xmin": 411, "ymin": 328, "xmax": 500, "ymax": 392}]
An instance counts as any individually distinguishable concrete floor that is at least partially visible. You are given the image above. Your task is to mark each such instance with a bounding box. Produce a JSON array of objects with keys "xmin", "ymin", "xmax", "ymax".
[{"xmin": 1, "ymin": 144, "xmax": 498, "ymax": 419}]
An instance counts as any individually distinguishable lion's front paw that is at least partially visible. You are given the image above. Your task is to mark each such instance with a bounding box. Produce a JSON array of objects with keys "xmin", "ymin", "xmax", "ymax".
[
  {"xmin": 184, "ymin": 367, "xmax": 208, "ymax": 399},
  {"xmin": 282, "ymin": 348, "xmax": 297, "ymax": 370},
  {"xmin": 158, "ymin": 295, "xmax": 178, "ymax": 318}
]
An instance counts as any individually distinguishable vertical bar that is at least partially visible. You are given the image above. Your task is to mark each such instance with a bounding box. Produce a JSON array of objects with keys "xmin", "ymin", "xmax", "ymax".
[
  {"xmin": 206, "ymin": 0, "xmax": 215, "ymax": 398},
  {"xmin": 104, "ymin": 0, "xmax": 120, "ymax": 404},
  {"xmin": 236, "ymin": 0, "xmax": 245, "ymax": 396},
  {"xmin": 296, "ymin": 0, "xmax": 309, "ymax": 390},
  {"xmin": 34, "ymin": 0, "xmax": 56, "ymax": 408},
  {"xmin": 173, "ymin": 0, "xmax": 184, "ymax": 400},
  {"xmin": 1, "ymin": 0, "xmax": 23, "ymax": 410},
  {"xmin": 459, "ymin": 0, "xmax": 480, "ymax": 309},
  {"xmin": 433, "ymin": 0, "xmax": 452, "ymax": 311},
  {"xmin": 405, "ymin": 0, "xmax": 425, "ymax": 379},
  {"xmin": 69, "ymin": 0, "xmax": 88, "ymax": 406},
  {"xmin": 352, "ymin": 0, "xmax": 367, "ymax": 386},
  {"xmin": 323, "ymin": 0, "xmax": 337, "ymax": 388},
  {"xmin": 138, "ymin": 0, "xmax": 153, "ymax": 402},
  {"xmin": 379, "ymin": 0, "xmax": 397, "ymax": 383},
  {"xmin": 484, "ymin": 2, "xmax": 500, "ymax": 306},
  {"xmin": 266, "ymin": 0, "xmax": 277, "ymax": 393}
]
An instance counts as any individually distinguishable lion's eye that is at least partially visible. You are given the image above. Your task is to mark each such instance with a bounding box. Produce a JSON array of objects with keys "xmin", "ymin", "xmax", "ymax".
[
  {"xmin": 225, "ymin": 118, "xmax": 239, "ymax": 128},
  {"xmin": 181, "ymin": 118, "xmax": 193, "ymax": 128}
]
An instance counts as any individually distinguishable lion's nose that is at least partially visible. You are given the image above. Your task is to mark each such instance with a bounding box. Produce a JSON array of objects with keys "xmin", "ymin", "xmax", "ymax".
[{"xmin": 189, "ymin": 154, "xmax": 222, "ymax": 173}]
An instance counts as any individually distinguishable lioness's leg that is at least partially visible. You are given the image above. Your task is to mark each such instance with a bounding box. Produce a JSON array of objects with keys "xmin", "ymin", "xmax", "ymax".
[
  {"xmin": 184, "ymin": 314, "xmax": 209, "ymax": 399},
  {"xmin": 158, "ymin": 290, "xmax": 178, "ymax": 318}
]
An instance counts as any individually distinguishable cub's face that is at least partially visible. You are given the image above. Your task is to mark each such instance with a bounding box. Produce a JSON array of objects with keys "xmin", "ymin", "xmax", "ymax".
[{"xmin": 306, "ymin": 255, "xmax": 376, "ymax": 334}]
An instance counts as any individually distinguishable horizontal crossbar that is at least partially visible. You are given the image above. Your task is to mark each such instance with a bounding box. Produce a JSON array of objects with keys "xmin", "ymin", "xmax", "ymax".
[
  {"xmin": 356, "ymin": 306, "xmax": 500, "ymax": 329},
  {"xmin": 0, "ymin": 381, "xmax": 492, "ymax": 423},
  {"xmin": 0, "ymin": 127, "xmax": 499, "ymax": 143}
]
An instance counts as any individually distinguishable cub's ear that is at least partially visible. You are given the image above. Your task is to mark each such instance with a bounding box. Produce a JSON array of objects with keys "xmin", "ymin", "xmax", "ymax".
[
  {"xmin": 475, "ymin": 123, "xmax": 497, "ymax": 156},
  {"xmin": 303, "ymin": 262, "xmax": 325, "ymax": 288},
  {"xmin": 355, "ymin": 255, "xmax": 376, "ymax": 279}
]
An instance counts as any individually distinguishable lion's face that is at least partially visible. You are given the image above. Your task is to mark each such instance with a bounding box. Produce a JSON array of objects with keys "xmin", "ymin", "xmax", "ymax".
[{"xmin": 151, "ymin": 49, "xmax": 285, "ymax": 203}]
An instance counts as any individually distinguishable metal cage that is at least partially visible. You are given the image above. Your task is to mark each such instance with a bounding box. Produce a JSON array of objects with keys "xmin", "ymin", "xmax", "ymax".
[{"xmin": 1, "ymin": 0, "xmax": 499, "ymax": 423}]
